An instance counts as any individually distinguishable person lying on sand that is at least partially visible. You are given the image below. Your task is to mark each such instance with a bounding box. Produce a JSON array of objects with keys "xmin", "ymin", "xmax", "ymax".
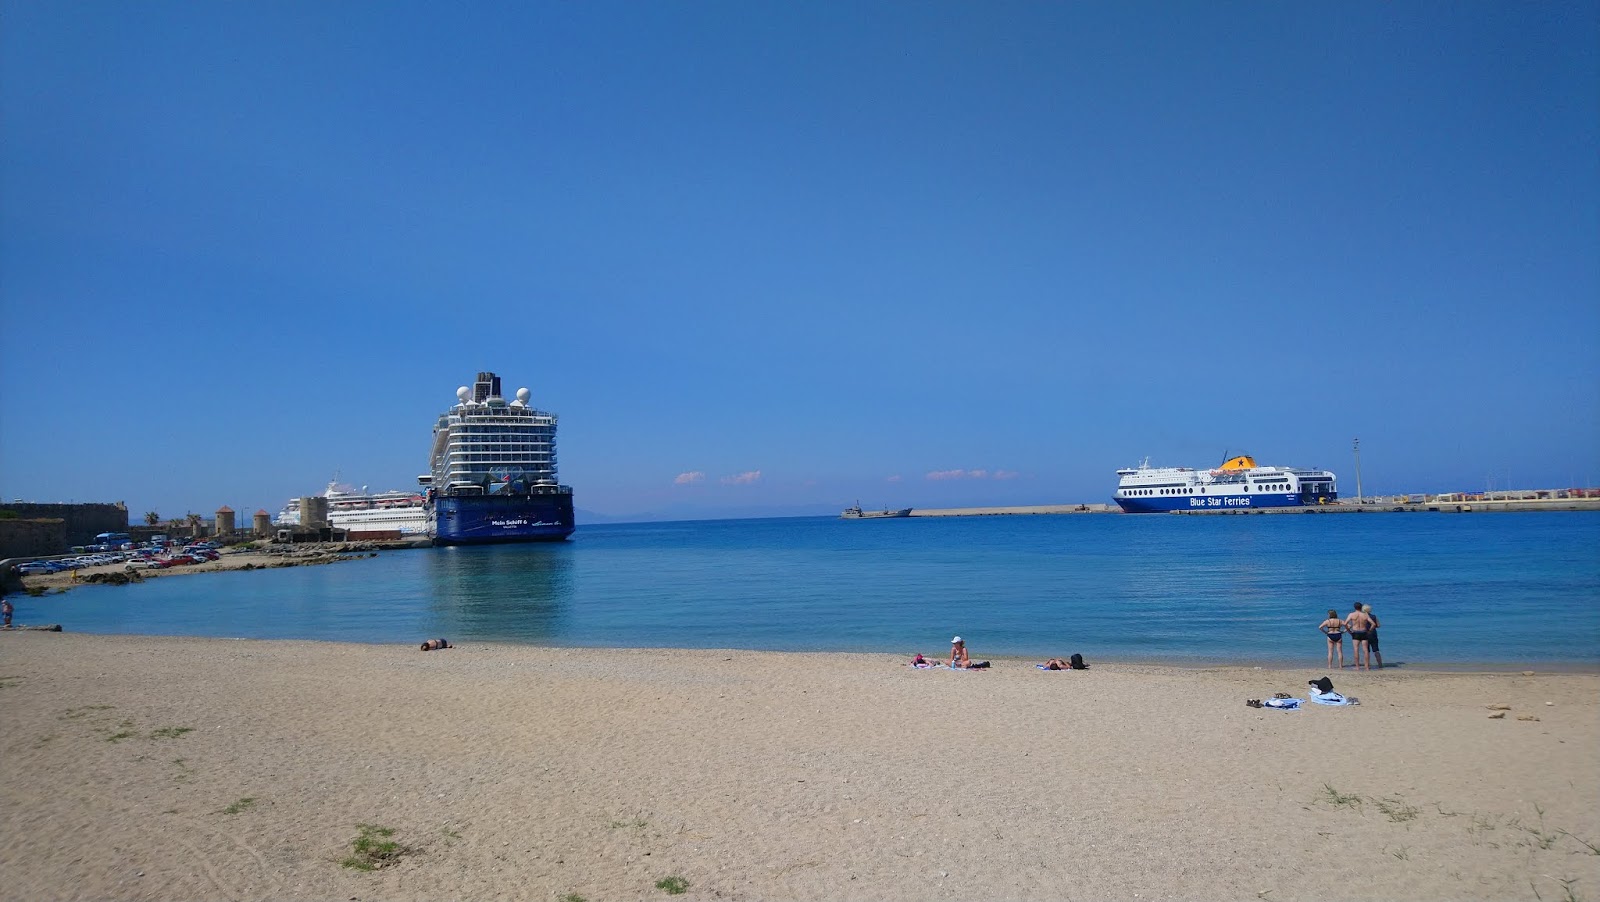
[
  {"xmin": 420, "ymin": 638, "xmax": 452, "ymax": 651},
  {"xmin": 1043, "ymin": 658, "xmax": 1071, "ymax": 670}
]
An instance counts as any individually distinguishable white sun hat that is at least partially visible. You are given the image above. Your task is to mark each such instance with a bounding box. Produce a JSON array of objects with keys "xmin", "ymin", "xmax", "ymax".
[{"xmin": 951, "ymin": 636, "xmax": 963, "ymax": 644}]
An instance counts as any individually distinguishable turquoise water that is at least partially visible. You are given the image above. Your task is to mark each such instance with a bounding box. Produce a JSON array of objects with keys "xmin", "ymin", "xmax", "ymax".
[{"xmin": 21, "ymin": 512, "xmax": 1600, "ymax": 667}]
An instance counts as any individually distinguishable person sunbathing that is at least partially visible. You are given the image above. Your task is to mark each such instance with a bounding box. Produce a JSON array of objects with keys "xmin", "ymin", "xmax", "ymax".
[
  {"xmin": 1042, "ymin": 657, "xmax": 1071, "ymax": 670},
  {"xmin": 420, "ymin": 638, "xmax": 452, "ymax": 651},
  {"xmin": 949, "ymin": 637, "xmax": 991, "ymax": 669}
]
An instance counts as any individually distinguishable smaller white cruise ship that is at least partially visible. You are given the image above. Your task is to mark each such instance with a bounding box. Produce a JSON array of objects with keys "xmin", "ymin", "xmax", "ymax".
[
  {"xmin": 275, "ymin": 480, "xmax": 429, "ymax": 537},
  {"xmin": 1114, "ymin": 454, "xmax": 1338, "ymax": 513}
]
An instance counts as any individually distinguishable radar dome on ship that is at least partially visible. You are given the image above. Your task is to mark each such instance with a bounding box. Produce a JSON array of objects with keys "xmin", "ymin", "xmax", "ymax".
[{"xmin": 457, "ymin": 386, "xmax": 470, "ymax": 401}]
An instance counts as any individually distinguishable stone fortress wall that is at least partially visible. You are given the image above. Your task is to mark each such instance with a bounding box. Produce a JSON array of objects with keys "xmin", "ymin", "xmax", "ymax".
[{"xmin": 0, "ymin": 501, "xmax": 130, "ymax": 559}]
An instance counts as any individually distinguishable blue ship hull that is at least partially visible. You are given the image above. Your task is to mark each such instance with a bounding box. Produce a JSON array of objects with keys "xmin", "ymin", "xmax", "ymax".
[
  {"xmin": 1117, "ymin": 493, "xmax": 1312, "ymax": 513},
  {"xmin": 432, "ymin": 494, "xmax": 575, "ymax": 544}
]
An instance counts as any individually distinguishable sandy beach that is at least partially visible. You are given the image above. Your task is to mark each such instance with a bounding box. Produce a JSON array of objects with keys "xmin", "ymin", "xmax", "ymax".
[{"xmin": 0, "ymin": 634, "xmax": 1595, "ymax": 901}]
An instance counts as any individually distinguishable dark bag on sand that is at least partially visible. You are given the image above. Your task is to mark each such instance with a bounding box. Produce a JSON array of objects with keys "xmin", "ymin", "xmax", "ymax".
[
  {"xmin": 1310, "ymin": 676, "xmax": 1334, "ymax": 694},
  {"xmin": 1069, "ymin": 653, "xmax": 1088, "ymax": 670}
]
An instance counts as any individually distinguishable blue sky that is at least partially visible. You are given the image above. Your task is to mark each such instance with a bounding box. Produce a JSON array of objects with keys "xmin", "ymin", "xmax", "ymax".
[{"xmin": 2, "ymin": 1, "xmax": 1596, "ymax": 521}]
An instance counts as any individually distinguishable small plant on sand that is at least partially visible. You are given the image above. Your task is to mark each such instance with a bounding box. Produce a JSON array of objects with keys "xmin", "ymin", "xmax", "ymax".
[
  {"xmin": 655, "ymin": 876, "xmax": 689, "ymax": 895},
  {"xmin": 106, "ymin": 723, "xmax": 139, "ymax": 743},
  {"xmin": 1562, "ymin": 830, "xmax": 1600, "ymax": 855},
  {"xmin": 1535, "ymin": 876, "xmax": 1585, "ymax": 902},
  {"xmin": 150, "ymin": 726, "xmax": 194, "ymax": 740},
  {"xmin": 1375, "ymin": 797, "xmax": 1420, "ymax": 823},
  {"xmin": 1318, "ymin": 784, "xmax": 1363, "ymax": 812},
  {"xmin": 610, "ymin": 818, "xmax": 648, "ymax": 829},
  {"xmin": 342, "ymin": 824, "xmax": 406, "ymax": 871},
  {"xmin": 1519, "ymin": 804, "xmax": 1561, "ymax": 850},
  {"xmin": 1388, "ymin": 845, "xmax": 1410, "ymax": 860},
  {"xmin": 222, "ymin": 797, "xmax": 257, "ymax": 815},
  {"xmin": 561, "ymin": 895, "xmax": 588, "ymax": 902},
  {"xmin": 0, "ymin": 675, "xmax": 22, "ymax": 689},
  {"xmin": 59, "ymin": 704, "xmax": 114, "ymax": 720}
]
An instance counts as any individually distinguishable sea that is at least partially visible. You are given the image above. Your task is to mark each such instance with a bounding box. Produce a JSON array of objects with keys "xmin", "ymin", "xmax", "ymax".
[{"xmin": 23, "ymin": 512, "xmax": 1600, "ymax": 669}]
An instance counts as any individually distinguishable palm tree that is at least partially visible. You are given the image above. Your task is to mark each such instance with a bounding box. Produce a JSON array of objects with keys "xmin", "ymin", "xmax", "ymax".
[
  {"xmin": 185, "ymin": 512, "xmax": 203, "ymax": 538},
  {"xmin": 144, "ymin": 511, "xmax": 160, "ymax": 526}
]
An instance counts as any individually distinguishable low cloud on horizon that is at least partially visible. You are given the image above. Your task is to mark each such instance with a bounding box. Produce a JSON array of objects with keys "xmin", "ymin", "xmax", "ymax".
[
  {"xmin": 673, "ymin": 471, "xmax": 705, "ymax": 485},
  {"xmin": 926, "ymin": 468, "xmax": 1022, "ymax": 481},
  {"xmin": 721, "ymin": 470, "xmax": 762, "ymax": 486}
]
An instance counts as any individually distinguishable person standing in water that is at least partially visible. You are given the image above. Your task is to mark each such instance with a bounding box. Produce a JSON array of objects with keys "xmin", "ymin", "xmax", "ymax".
[
  {"xmin": 1363, "ymin": 604, "xmax": 1383, "ymax": 669},
  {"xmin": 1319, "ymin": 609, "xmax": 1345, "ymax": 669},
  {"xmin": 1345, "ymin": 603, "xmax": 1374, "ymax": 670}
]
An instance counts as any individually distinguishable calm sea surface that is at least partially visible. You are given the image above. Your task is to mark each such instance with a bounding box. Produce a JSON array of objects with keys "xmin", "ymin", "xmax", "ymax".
[{"xmin": 25, "ymin": 512, "xmax": 1600, "ymax": 668}]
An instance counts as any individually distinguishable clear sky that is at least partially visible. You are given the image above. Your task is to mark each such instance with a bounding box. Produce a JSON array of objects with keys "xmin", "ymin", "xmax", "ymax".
[{"xmin": 2, "ymin": 1, "xmax": 1597, "ymax": 522}]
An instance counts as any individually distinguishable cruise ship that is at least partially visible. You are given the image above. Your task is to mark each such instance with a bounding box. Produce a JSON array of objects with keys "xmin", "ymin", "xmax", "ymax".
[
  {"xmin": 275, "ymin": 480, "xmax": 429, "ymax": 538},
  {"xmin": 1114, "ymin": 454, "xmax": 1338, "ymax": 513},
  {"xmin": 422, "ymin": 371, "xmax": 575, "ymax": 544}
]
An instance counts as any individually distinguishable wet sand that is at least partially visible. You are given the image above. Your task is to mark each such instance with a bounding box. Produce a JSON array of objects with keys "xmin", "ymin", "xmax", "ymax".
[{"xmin": 0, "ymin": 633, "xmax": 1595, "ymax": 901}]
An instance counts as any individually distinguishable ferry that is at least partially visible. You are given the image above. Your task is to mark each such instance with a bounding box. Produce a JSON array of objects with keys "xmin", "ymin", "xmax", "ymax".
[
  {"xmin": 422, "ymin": 371, "xmax": 575, "ymax": 544},
  {"xmin": 1114, "ymin": 454, "xmax": 1338, "ymax": 513},
  {"xmin": 275, "ymin": 480, "xmax": 429, "ymax": 538}
]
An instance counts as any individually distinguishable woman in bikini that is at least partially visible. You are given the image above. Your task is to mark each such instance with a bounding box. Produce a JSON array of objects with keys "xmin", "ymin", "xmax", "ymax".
[
  {"xmin": 1319, "ymin": 609, "xmax": 1346, "ymax": 669},
  {"xmin": 949, "ymin": 636, "xmax": 971, "ymax": 668},
  {"xmin": 948, "ymin": 637, "xmax": 990, "ymax": 669}
]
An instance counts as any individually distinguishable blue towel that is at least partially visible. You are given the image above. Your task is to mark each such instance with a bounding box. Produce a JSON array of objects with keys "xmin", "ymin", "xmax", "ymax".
[
  {"xmin": 1263, "ymin": 697, "xmax": 1301, "ymax": 709},
  {"xmin": 1309, "ymin": 690, "xmax": 1353, "ymax": 706}
]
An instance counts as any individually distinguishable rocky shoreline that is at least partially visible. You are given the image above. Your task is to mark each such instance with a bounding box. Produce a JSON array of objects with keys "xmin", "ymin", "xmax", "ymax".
[{"xmin": 15, "ymin": 542, "xmax": 403, "ymax": 592}]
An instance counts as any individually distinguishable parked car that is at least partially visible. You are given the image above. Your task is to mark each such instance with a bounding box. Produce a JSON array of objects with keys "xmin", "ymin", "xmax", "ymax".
[{"xmin": 125, "ymin": 560, "xmax": 162, "ymax": 570}]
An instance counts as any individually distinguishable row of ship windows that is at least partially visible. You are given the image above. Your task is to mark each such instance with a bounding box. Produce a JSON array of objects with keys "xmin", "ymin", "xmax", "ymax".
[
  {"xmin": 1123, "ymin": 484, "xmax": 1294, "ymax": 496},
  {"xmin": 448, "ymin": 454, "xmax": 554, "ymax": 465},
  {"xmin": 450, "ymin": 444, "xmax": 551, "ymax": 454},
  {"xmin": 454, "ymin": 425, "xmax": 553, "ymax": 435}
]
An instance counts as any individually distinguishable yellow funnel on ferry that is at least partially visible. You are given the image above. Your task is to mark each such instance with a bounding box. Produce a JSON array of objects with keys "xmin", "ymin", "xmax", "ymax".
[{"xmin": 1217, "ymin": 454, "xmax": 1256, "ymax": 471}]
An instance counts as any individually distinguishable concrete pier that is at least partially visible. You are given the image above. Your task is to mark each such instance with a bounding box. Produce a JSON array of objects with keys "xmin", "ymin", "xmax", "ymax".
[{"xmin": 909, "ymin": 504, "xmax": 1117, "ymax": 517}]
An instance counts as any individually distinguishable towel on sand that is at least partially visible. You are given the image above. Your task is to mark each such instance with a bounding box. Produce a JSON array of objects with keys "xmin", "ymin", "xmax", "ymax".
[
  {"xmin": 1309, "ymin": 690, "xmax": 1356, "ymax": 706},
  {"xmin": 1263, "ymin": 697, "xmax": 1302, "ymax": 709}
]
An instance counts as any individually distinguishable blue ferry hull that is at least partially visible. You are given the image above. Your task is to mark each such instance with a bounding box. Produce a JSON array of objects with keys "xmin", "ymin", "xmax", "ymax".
[
  {"xmin": 432, "ymin": 494, "xmax": 575, "ymax": 544},
  {"xmin": 1117, "ymin": 493, "xmax": 1310, "ymax": 513}
]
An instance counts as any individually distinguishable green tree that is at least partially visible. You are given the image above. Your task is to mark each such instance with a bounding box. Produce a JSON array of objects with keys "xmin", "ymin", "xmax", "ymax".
[
  {"xmin": 185, "ymin": 512, "xmax": 203, "ymax": 537},
  {"xmin": 144, "ymin": 511, "xmax": 160, "ymax": 526}
]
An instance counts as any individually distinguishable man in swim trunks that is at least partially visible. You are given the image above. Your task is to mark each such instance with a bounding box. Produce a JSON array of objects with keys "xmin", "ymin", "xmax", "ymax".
[{"xmin": 1345, "ymin": 604, "xmax": 1374, "ymax": 670}]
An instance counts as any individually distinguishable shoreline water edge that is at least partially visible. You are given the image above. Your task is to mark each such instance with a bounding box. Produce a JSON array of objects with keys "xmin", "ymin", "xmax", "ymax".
[
  {"xmin": 8, "ymin": 509, "xmax": 1600, "ymax": 671},
  {"xmin": 0, "ymin": 632, "xmax": 1595, "ymax": 901}
]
